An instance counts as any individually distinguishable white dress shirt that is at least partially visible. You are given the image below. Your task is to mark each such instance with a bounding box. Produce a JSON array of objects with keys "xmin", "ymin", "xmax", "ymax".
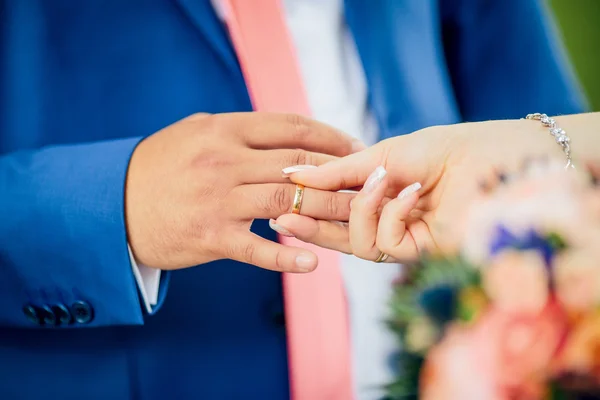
[{"xmin": 132, "ymin": 1, "xmax": 398, "ymax": 398}]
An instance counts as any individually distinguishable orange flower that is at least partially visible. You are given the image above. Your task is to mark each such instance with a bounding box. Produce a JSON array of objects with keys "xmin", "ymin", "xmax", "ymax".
[
  {"xmin": 554, "ymin": 249, "xmax": 600, "ymax": 314},
  {"xmin": 483, "ymin": 250, "xmax": 549, "ymax": 315},
  {"xmin": 554, "ymin": 311, "xmax": 600, "ymax": 379}
]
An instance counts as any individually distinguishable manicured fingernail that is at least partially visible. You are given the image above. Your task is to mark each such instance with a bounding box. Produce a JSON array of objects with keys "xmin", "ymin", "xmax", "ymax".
[
  {"xmin": 352, "ymin": 139, "xmax": 367, "ymax": 153},
  {"xmin": 295, "ymin": 253, "xmax": 317, "ymax": 272},
  {"xmin": 397, "ymin": 182, "xmax": 422, "ymax": 200},
  {"xmin": 363, "ymin": 166, "xmax": 387, "ymax": 194},
  {"xmin": 269, "ymin": 219, "xmax": 294, "ymax": 237},
  {"xmin": 282, "ymin": 165, "xmax": 317, "ymax": 177}
]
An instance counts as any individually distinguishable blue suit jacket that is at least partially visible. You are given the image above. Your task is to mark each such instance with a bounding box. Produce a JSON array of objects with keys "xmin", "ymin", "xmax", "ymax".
[{"xmin": 0, "ymin": 0, "xmax": 584, "ymax": 399}]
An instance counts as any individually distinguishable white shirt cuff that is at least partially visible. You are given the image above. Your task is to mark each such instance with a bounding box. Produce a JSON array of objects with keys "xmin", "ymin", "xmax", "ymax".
[{"xmin": 128, "ymin": 244, "xmax": 161, "ymax": 314}]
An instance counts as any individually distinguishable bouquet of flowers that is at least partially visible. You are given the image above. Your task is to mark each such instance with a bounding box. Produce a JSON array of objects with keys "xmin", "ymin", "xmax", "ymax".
[{"xmin": 386, "ymin": 160, "xmax": 600, "ymax": 400}]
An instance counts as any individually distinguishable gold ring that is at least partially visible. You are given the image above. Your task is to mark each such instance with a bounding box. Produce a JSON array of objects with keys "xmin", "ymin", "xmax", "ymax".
[
  {"xmin": 375, "ymin": 252, "xmax": 389, "ymax": 263},
  {"xmin": 292, "ymin": 184, "xmax": 305, "ymax": 214}
]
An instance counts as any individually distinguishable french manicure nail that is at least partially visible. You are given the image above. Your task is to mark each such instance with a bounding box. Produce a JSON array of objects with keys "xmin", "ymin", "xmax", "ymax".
[
  {"xmin": 363, "ymin": 166, "xmax": 387, "ymax": 194},
  {"xmin": 295, "ymin": 253, "xmax": 316, "ymax": 272},
  {"xmin": 269, "ymin": 219, "xmax": 295, "ymax": 237},
  {"xmin": 282, "ymin": 165, "xmax": 317, "ymax": 177},
  {"xmin": 397, "ymin": 182, "xmax": 422, "ymax": 201},
  {"xmin": 352, "ymin": 139, "xmax": 368, "ymax": 153}
]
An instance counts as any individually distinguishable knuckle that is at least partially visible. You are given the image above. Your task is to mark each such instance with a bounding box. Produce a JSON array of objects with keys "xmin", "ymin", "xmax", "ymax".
[
  {"xmin": 271, "ymin": 185, "xmax": 293, "ymax": 212},
  {"xmin": 186, "ymin": 112, "xmax": 211, "ymax": 122},
  {"xmin": 274, "ymin": 251, "xmax": 287, "ymax": 272},
  {"xmin": 290, "ymin": 149, "xmax": 308, "ymax": 166},
  {"xmin": 226, "ymin": 241, "xmax": 256, "ymax": 265},
  {"xmin": 286, "ymin": 113, "xmax": 312, "ymax": 141},
  {"xmin": 351, "ymin": 238, "xmax": 378, "ymax": 260},
  {"xmin": 183, "ymin": 113, "xmax": 216, "ymax": 134},
  {"xmin": 338, "ymin": 175, "xmax": 351, "ymax": 191},
  {"xmin": 240, "ymin": 242, "xmax": 256, "ymax": 264},
  {"xmin": 350, "ymin": 241, "xmax": 367, "ymax": 259},
  {"xmin": 355, "ymin": 249, "xmax": 374, "ymax": 261},
  {"xmin": 376, "ymin": 237, "xmax": 392, "ymax": 255},
  {"xmin": 325, "ymin": 194, "xmax": 341, "ymax": 218},
  {"xmin": 191, "ymin": 150, "xmax": 235, "ymax": 171}
]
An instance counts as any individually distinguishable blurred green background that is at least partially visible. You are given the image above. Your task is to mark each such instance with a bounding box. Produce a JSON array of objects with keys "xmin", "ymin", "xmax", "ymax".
[{"xmin": 550, "ymin": 0, "xmax": 600, "ymax": 110}]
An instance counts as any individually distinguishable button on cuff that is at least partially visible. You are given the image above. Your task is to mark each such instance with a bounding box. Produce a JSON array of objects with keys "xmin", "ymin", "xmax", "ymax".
[
  {"xmin": 71, "ymin": 300, "xmax": 94, "ymax": 324},
  {"xmin": 41, "ymin": 305, "xmax": 57, "ymax": 326},
  {"xmin": 53, "ymin": 304, "xmax": 72, "ymax": 325},
  {"xmin": 23, "ymin": 304, "xmax": 42, "ymax": 326}
]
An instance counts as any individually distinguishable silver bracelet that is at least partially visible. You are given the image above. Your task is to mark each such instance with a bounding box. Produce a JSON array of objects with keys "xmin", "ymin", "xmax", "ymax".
[{"xmin": 525, "ymin": 113, "xmax": 574, "ymax": 169}]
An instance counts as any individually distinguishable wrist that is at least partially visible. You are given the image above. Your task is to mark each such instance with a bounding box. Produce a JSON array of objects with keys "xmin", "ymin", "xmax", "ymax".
[{"xmin": 552, "ymin": 112, "xmax": 599, "ymax": 166}]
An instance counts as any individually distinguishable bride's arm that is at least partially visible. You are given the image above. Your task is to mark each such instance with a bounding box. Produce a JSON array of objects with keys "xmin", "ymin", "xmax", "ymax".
[
  {"xmin": 271, "ymin": 112, "xmax": 600, "ymax": 262},
  {"xmin": 555, "ymin": 112, "xmax": 600, "ymax": 164}
]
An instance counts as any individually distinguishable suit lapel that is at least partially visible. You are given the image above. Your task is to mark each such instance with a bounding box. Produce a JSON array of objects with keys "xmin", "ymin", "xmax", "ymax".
[
  {"xmin": 344, "ymin": 0, "xmax": 461, "ymax": 140},
  {"xmin": 173, "ymin": 0, "xmax": 239, "ymax": 74}
]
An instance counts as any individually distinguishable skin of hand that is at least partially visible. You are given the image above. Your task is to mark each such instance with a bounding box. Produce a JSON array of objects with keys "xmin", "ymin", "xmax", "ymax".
[
  {"xmin": 125, "ymin": 112, "xmax": 366, "ymax": 273},
  {"xmin": 272, "ymin": 113, "xmax": 600, "ymax": 263}
]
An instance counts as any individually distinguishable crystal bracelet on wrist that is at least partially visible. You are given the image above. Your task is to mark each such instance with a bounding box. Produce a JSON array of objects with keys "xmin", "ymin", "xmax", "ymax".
[{"xmin": 525, "ymin": 113, "xmax": 574, "ymax": 169}]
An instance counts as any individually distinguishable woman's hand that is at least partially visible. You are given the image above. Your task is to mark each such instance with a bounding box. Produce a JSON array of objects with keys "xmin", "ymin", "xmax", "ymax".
[{"xmin": 270, "ymin": 115, "xmax": 595, "ymax": 263}]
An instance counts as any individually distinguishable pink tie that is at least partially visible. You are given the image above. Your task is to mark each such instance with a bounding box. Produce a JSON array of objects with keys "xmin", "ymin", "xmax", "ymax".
[{"xmin": 221, "ymin": 1, "xmax": 354, "ymax": 399}]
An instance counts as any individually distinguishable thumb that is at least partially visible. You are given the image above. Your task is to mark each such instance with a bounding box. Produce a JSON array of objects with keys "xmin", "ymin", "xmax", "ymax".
[{"xmin": 288, "ymin": 145, "xmax": 386, "ymax": 191}]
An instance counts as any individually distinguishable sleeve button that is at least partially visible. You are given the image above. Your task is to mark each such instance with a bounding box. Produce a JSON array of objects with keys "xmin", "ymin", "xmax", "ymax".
[
  {"xmin": 23, "ymin": 304, "xmax": 42, "ymax": 325},
  {"xmin": 52, "ymin": 303, "xmax": 72, "ymax": 325},
  {"xmin": 41, "ymin": 305, "xmax": 57, "ymax": 326},
  {"xmin": 70, "ymin": 300, "xmax": 94, "ymax": 324}
]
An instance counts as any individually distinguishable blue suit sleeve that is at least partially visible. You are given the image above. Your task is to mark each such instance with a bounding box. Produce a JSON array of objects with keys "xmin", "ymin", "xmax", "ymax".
[
  {"xmin": 442, "ymin": 0, "xmax": 587, "ymax": 121},
  {"xmin": 0, "ymin": 137, "xmax": 169, "ymax": 328}
]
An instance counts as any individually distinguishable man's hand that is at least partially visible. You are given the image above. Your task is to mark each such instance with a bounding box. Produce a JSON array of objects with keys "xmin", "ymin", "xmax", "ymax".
[{"xmin": 125, "ymin": 112, "xmax": 364, "ymax": 273}]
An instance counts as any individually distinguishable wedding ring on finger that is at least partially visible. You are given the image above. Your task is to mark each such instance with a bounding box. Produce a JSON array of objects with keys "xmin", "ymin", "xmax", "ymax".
[
  {"xmin": 375, "ymin": 252, "xmax": 389, "ymax": 263},
  {"xmin": 292, "ymin": 184, "xmax": 305, "ymax": 214}
]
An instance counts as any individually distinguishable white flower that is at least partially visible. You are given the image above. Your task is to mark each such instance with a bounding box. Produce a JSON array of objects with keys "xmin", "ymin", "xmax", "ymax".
[{"xmin": 461, "ymin": 160, "xmax": 599, "ymax": 265}]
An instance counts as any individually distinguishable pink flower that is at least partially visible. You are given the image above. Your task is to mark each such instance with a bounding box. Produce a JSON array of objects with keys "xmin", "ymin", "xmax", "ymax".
[
  {"xmin": 421, "ymin": 302, "xmax": 567, "ymax": 400},
  {"xmin": 491, "ymin": 302, "xmax": 567, "ymax": 389},
  {"xmin": 483, "ymin": 250, "xmax": 549, "ymax": 315},
  {"xmin": 420, "ymin": 325, "xmax": 504, "ymax": 400}
]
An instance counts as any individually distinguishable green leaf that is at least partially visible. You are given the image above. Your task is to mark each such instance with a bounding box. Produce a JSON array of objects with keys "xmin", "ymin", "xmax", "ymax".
[
  {"xmin": 547, "ymin": 381, "xmax": 570, "ymax": 400},
  {"xmin": 384, "ymin": 353, "xmax": 424, "ymax": 400},
  {"xmin": 546, "ymin": 232, "xmax": 568, "ymax": 252},
  {"xmin": 386, "ymin": 256, "xmax": 484, "ymax": 398}
]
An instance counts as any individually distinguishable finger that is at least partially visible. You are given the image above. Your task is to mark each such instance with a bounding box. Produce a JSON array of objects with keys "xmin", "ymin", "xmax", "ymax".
[
  {"xmin": 349, "ymin": 166, "xmax": 389, "ymax": 260},
  {"xmin": 270, "ymin": 214, "xmax": 352, "ymax": 254},
  {"xmin": 239, "ymin": 149, "xmax": 336, "ymax": 184},
  {"xmin": 226, "ymin": 230, "xmax": 318, "ymax": 273},
  {"xmin": 233, "ymin": 183, "xmax": 355, "ymax": 221},
  {"xmin": 376, "ymin": 183, "xmax": 422, "ymax": 262},
  {"xmin": 238, "ymin": 112, "xmax": 366, "ymax": 156},
  {"xmin": 289, "ymin": 144, "xmax": 386, "ymax": 191}
]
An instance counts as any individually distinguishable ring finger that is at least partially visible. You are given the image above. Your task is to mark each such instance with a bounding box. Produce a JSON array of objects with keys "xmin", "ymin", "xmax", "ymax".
[{"xmin": 232, "ymin": 183, "xmax": 355, "ymax": 221}]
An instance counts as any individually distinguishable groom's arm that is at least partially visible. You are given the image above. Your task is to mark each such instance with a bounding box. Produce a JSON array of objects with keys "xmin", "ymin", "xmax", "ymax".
[
  {"xmin": 441, "ymin": 0, "xmax": 587, "ymax": 120},
  {"xmin": 0, "ymin": 138, "xmax": 169, "ymax": 328}
]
